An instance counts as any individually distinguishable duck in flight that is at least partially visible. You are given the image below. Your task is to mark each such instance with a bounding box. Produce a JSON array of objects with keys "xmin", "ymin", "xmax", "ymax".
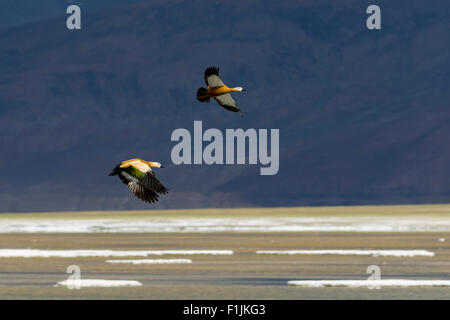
[
  {"xmin": 109, "ymin": 158, "xmax": 168, "ymax": 203},
  {"xmin": 197, "ymin": 66, "xmax": 245, "ymax": 115}
]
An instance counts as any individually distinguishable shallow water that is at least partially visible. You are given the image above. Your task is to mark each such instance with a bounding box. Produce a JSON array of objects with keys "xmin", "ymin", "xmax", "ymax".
[{"xmin": 0, "ymin": 232, "xmax": 448, "ymax": 299}]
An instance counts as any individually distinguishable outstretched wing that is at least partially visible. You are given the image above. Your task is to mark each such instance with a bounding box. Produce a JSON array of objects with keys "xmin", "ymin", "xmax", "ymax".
[
  {"xmin": 128, "ymin": 181, "xmax": 160, "ymax": 203},
  {"xmin": 141, "ymin": 172, "xmax": 169, "ymax": 195},
  {"xmin": 122, "ymin": 164, "xmax": 169, "ymax": 195},
  {"xmin": 204, "ymin": 66, "xmax": 224, "ymax": 88},
  {"xmin": 214, "ymin": 94, "xmax": 241, "ymax": 112},
  {"xmin": 118, "ymin": 170, "xmax": 160, "ymax": 203}
]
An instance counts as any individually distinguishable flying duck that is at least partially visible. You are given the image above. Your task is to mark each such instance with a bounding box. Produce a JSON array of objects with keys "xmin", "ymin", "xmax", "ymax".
[
  {"xmin": 197, "ymin": 66, "xmax": 245, "ymax": 114},
  {"xmin": 109, "ymin": 158, "xmax": 168, "ymax": 203}
]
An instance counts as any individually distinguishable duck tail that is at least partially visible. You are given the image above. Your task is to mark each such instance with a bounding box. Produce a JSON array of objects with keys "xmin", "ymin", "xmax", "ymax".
[{"xmin": 197, "ymin": 87, "xmax": 210, "ymax": 102}]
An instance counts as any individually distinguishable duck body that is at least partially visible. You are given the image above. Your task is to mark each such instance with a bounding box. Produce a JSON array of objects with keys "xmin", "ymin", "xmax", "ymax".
[
  {"xmin": 109, "ymin": 158, "xmax": 168, "ymax": 204},
  {"xmin": 197, "ymin": 66, "xmax": 245, "ymax": 114}
]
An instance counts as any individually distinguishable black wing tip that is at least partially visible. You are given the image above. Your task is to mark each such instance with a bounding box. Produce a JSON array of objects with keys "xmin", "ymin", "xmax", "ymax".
[
  {"xmin": 140, "ymin": 189, "xmax": 160, "ymax": 204},
  {"xmin": 161, "ymin": 186, "xmax": 169, "ymax": 195},
  {"xmin": 197, "ymin": 87, "xmax": 210, "ymax": 102},
  {"xmin": 221, "ymin": 104, "xmax": 242, "ymax": 113},
  {"xmin": 155, "ymin": 185, "xmax": 169, "ymax": 195},
  {"xmin": 205, "ymin": 66, "xmax": 219, "ymax": 77}
]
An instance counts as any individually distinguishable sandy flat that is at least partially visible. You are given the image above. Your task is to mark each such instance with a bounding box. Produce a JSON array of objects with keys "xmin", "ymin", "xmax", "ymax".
[{"xmin": 0, "ymin": 231, "xmax": 449, "ymax": 299}]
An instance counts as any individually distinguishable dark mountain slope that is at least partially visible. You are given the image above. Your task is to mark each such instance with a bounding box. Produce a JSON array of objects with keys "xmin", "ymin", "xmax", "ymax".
[{"xmin": 0, "ymin": 0, "xmax": 448, "ymax": 211}]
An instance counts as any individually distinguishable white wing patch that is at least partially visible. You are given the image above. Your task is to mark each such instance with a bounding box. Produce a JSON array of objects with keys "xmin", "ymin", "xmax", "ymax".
[
  {"xmin": 206, "ymin": 74, "xmax": 224, "ymax": 88},
  {"xmin": 214, "ymin": 94, "xmax": 240, "ymax": 112}
]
